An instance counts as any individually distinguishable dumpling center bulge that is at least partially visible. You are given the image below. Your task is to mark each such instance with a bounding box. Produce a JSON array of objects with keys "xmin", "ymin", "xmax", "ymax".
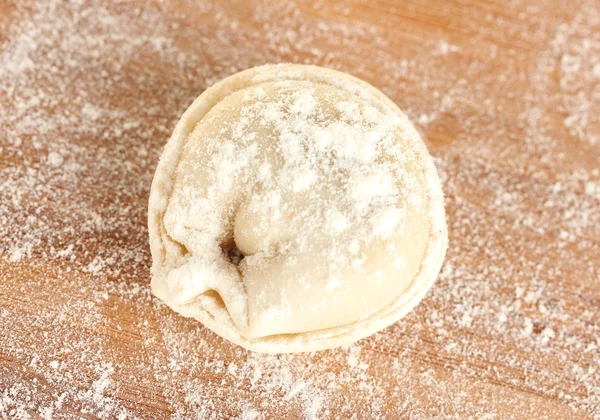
[{"xmin": 162, "ymin": 80, "xmax": 425, "ymax": 339}]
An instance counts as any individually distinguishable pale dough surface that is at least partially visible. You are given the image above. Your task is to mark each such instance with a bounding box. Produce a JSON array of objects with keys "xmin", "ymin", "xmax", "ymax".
[{"xmin": 149, "ymin": 64, "xmax": 448, "ymax": 353}]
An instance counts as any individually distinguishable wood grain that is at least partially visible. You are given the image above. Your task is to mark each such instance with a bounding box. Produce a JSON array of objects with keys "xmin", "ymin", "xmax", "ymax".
[{"xmin": 1, "ymin": 0, "xmax": 599, "ymax": 418}]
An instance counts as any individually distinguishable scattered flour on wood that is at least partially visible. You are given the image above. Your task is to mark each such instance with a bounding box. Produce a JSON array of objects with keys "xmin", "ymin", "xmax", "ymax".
[{"xmin": 0, "ymin": 0, "xmax": 599, "ymax": 419}]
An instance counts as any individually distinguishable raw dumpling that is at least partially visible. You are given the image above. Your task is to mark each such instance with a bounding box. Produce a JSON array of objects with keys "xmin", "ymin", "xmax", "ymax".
[{"xmin": 148, "ymin": 64, "xmax": 447, "ymax": 353}]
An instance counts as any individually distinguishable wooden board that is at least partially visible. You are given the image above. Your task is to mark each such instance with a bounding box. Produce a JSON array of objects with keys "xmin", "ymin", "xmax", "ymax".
[{"xmin": 1, "ymin": 0, "xmax": 599, "ymax": 418}]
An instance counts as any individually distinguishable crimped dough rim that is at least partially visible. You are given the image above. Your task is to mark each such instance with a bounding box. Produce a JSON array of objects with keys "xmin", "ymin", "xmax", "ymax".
[{"xmin": 148, "ymin": 64, "xmax": 448, "ymax": 353}]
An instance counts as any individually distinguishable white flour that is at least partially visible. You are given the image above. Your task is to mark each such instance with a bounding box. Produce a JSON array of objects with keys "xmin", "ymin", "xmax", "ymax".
[{"xmin": 1, "ymin": 0, "xmax": 599, "ymax": 419}]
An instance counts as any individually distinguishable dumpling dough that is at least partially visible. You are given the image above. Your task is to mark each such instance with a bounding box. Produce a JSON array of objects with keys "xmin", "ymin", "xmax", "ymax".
[{"xmin": 148, "ymin": 64, "xmax": 447, "ymax": 353}]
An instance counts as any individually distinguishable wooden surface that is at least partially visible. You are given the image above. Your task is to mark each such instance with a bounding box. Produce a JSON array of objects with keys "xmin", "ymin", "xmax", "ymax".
[{"xmin": 1, "ymin": 0, "xmax": 599, "ymax": 418}]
